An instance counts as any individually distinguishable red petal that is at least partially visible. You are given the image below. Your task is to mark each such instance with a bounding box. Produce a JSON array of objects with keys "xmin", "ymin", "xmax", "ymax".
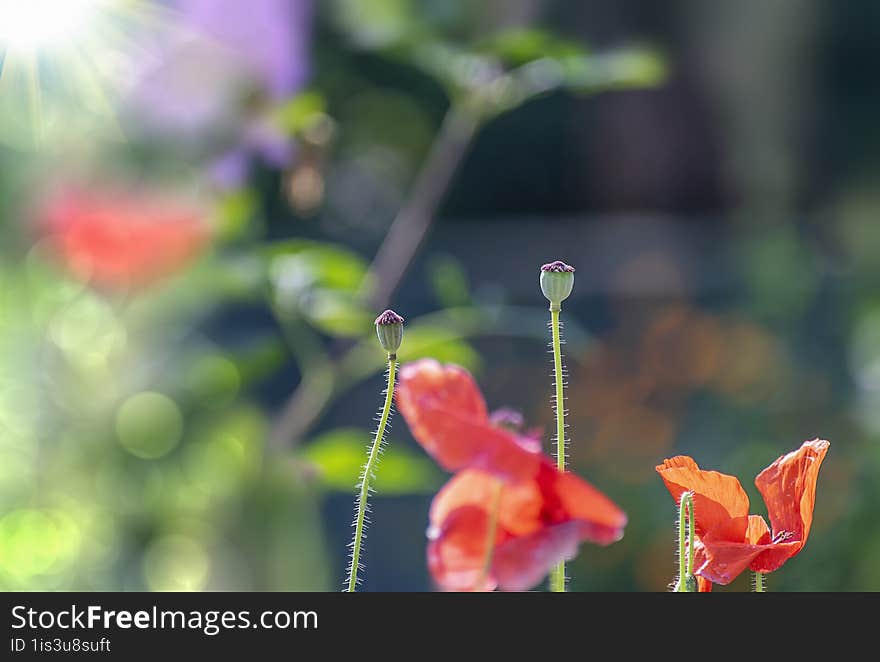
[
  {"xmin": 696, "ymin": 535, "xmax": 765, "ymax": 585},
  {"xmin": 427, "ymin": 504, "xmax": 498, "ymax": 592},
  {"xmin": 493, "ymin": 521, "xmax": 584, "ymax": 591},
  {"xmin": 396, "ymin": 360, "xmax": 541, "ymax": 482},
  {"xmin": 749, "ymin": 541, "xmax": 802, "ymax": 574},
  {"xmin": 754, "ymin": 439, "xmax": 829, "ymax": 554},
  {"xmin": 427, "ymin": 465, "xmax": 626, "ymax": 591},
  {"xmin": 697, "ymin": 576, "xmax": 713, "ymax": 592},
  {"xmin": 429, "ymin": 470, "xmax": 507, "ymax": 531},
  {"xmin": 744, "ymin": 514, "xmax": 803, "ymax": 573},
  {"xmin": 656, "ymin": 456, "xmax": 750, "ymax": 541},
  {"xmin": 537, "ymin": 460, "xmax": 627, "ymax": 545},
  {"xmin": 746, "ymin": 515, "xmax": 771, "ymax": 545}
]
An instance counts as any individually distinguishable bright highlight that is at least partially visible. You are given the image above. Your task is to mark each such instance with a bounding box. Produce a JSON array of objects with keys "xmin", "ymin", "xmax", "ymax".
[
  {"xmin": 0, "ymin": 0, "xmax": 102, "ymax": 52},
  {"xmin": 0, "ymin": 0, "xmax": 161, "ymax": 150}
]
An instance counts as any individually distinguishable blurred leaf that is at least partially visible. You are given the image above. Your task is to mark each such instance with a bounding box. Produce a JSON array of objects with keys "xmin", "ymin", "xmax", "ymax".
[
  {"xmin": 331, "ymin": 0, "xmax": 428, "ymax": 50},
  {"xmin": 307, "ymin": 291, "xmax": 375, "ymax": 336},
  {"xmin": 214, "ymin": 190, "xmax": 259, "ymax": 242},
  {"xmin": 301, "ymin": 428, "xmax": 441, "ymax": 494},
  {"xmin": 477, "ymin": 29, "xmax": 587, "ymax": 66},
  {"xmin": 410, "ymin": 40, "xmax": 500, "ymax": 100},
  {"xmin": 479, "ymin": 30, "xmax": 665, "ymax": 92},
  {"xmin": 266, "ymin": 240, "xmax": 368, "ymax": 291},
  {"xmin": 563, "ymin": 47, "xmax": 667, "ymax": 92},
  {"xmin": 427, "ymin": 255, "xmax": 471, "ymax": 308},
  {"xmin": 497, "ymin": 45, "xmax": 666, "ymax": 113},
  {"xmin": 411, "ymin": 31, "xmax": 665, "ymax": 115},
  {"xmin": 274, "ymin": 91, "xmax": 327, "ymax": 135},
  {"xmin": 267, "ymin": 241, "xmax": 376, "ymax": 336}
]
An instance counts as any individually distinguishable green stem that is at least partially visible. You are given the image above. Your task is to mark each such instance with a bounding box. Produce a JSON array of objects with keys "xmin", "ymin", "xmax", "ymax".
[
  {"xmin": 677, "ymin": 495, "xmax": 688, "ymax": 592},
  {"xmin": 675, "ymin": 492, "xmax": 696, "ymax": 592},
  {"xmin": 686, "ymin": 494, "xmax": 695, "ymax": 577},
  {"xmin": 346, "ymin": 357, "xmax": 397, "ymax": 592},
  {"xmin": 549, "ymin": 306, "xmax": 567, "ymax": 592},
  {"xmin": 754, "ymin": 572, "xmax": 764, "ymax": 593},
  {"xmin": 475, "ymin": 479, "xmax": 504, "ymax": 590}
]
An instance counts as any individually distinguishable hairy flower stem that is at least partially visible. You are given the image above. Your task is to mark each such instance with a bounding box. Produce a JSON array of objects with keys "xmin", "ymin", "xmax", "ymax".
[
  {"xmin": 676, "ymin": 492, "xmax": 695, "ymax": 591},
  {"xmin": 754, "ymin": 572, "xmax": 765, "ymax": 593},
  {"xmin": 688, "ymin": 498, "xmax": 695, "ymax": 577},
  {"xmin": 549, "ymin": 307, "xmax": 567, "ymax": 592},
  {"xmin": 475, "ymin": 479, "xmax": 504, "ymax": 590},
  {"xmin": 346, "ymin": 357, "xmax": 397, "ymax": 592}
]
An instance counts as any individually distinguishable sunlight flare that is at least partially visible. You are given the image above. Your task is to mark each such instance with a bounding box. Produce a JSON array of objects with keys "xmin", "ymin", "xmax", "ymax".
[
  {"xmin": 0, "ymin": 0, "xmax": 166, "ymax": 150},
  {"xmin": 0, "ymin": 0, "xmax": 103, "ymax": 52}
]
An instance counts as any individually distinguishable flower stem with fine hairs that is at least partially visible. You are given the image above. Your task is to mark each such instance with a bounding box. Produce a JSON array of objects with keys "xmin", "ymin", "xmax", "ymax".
[
  {"xmin": 676, "ymin": 492, "xmax": 696, "ymax": 591},
  {"xmin": 549, "ymin": 308, "xmax": 567, "ymax": 592},
  {"xmin": 551, "ymin": 310, "xmax": 566, "ymax": 473},
  {"xmin": 754, "ymin": 572, "xmax": 764, "ymax": 593},
  {"xmin": 540, "ymin": 261, "xmax": 575, "ymax": 593},
  {"xmin": 687, "ymin": 498, "xmax": 695, "ymax": 578},
  {"xmin": 346, "ymin": 357, "xmax": 397, "ymax": 592}
]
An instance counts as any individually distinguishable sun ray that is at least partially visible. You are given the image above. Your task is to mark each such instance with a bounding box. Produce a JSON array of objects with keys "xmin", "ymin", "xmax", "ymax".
[{"xmin": 0, "ymin": 0, "xmax": 176, "ymax": 151}]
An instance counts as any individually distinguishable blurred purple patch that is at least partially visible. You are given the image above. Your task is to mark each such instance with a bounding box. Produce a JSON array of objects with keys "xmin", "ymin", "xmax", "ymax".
[
  {"xmin": 210, "ymin": 116, "xmax": 297, "ymax": 188},
  {"xmin": 126, "ymin": 0, "xmax": 313, "ymax": 187},
  {"xmin": 179, "ymin": 0, "xmax": 311, "ymax": 100}
]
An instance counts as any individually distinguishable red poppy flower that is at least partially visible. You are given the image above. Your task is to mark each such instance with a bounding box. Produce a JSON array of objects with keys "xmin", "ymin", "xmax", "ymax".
[
  {"xmin": 396, "ymin": 358, "xmax": 627, "ymax": 591},
  {"xmin": 38, "ymin": 185, "xmax": 210, "ymax": 291},
  {"xmin": 656, "ymin": 439, "xmax": 829, "ymax": 585},
  {"xmin": 395, "ymin": 359, "xmax": 542, "ymax": 482}
]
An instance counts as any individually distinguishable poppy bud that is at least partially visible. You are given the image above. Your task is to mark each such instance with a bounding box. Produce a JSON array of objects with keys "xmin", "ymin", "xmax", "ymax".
[
  {"xmin": 374, "ymin": 309, "xmax": 405, "ymax": 358},
  {"xmin": 540, "ymin": 261, "xmax": 575, "ymax": 311}
]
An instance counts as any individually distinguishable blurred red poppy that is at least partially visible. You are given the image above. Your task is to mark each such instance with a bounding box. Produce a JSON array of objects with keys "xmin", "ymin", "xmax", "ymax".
[
  {"xmin": 396, "ymin": 359, "xmax": 542, "ymax": 482},
  {"xmin": 396, "ymin": 358, "xmax": 627, "ymax": 591},
  {"xmin": 656, "ymin": 439, "xmax": 829, "ymax": 585},
  {"xmin": 38, "ymin": 185, "xmax": 210, "ymax": 291}
]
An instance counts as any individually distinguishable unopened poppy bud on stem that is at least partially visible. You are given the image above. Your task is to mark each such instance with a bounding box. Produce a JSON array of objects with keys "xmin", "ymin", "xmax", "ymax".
[
  {"xmin": 540, "ymin": 260, "xmax": 576, "ymax": 592},
  {"xmin": 346, "ymin": 309, "xmax": 406, "ymax": 591},
  {"xmin": 375, "ymin": 309, "xmax": 404, "ymax": 359},
  {"xmin": 540, "ymin": 260, "xmax": 575, "ymax": 311}
]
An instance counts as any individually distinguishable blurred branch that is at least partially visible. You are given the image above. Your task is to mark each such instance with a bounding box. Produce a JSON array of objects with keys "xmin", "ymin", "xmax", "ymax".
[
  {"xmin": 361, "ymin": 105, "xmax": 479, "ymax": 311},
  {"xmin": 359, "ymin": 40, "xmax": 665, "ymax": 310},
  {"xmin": 269, "ymin": 102, "xmax": 480, "ymax": 450},
  {"xmin": 268, "ymin": 41, "xmax": 666, "ymax": 451}
]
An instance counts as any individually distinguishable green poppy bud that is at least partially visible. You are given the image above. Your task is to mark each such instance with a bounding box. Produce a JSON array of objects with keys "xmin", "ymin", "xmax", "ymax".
[
  {"xmin": 374, "ymin": 309, "xmax": 404, "ymax": 358},
  {"xmin": 540, "ymin": 261, "xmax": 575, "ymax": 311}
]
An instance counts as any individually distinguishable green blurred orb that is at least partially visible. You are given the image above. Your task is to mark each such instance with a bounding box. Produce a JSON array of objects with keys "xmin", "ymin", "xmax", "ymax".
[
  {"xmin": 143, "ymin": 535, "xmax": 209, "ymax": 591},
  {"xmin": 186, "ymin": 354, "xmax": 240, "ymax": 408},
  {"xmin": 116, "ymin": 392, "xmax": 183, "ymax": 459}
]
